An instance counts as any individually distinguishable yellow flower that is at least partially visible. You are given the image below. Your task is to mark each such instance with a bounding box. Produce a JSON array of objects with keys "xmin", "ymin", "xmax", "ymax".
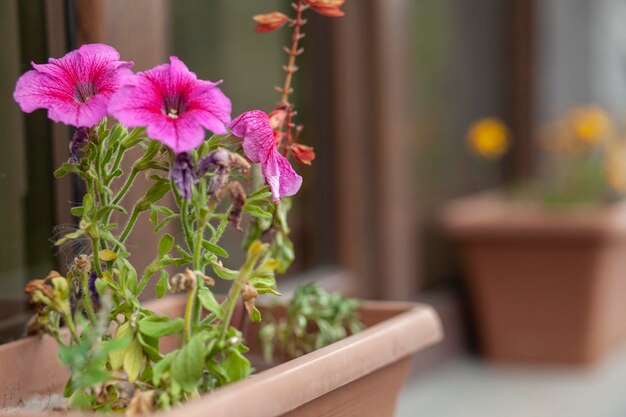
[
  {"xmin": 570, "ymin": 107, "xmax": 612, "ymax": 145},
  {"xmin": 467, "ymin": 118, "xmax": 510, "ymax": 159}
]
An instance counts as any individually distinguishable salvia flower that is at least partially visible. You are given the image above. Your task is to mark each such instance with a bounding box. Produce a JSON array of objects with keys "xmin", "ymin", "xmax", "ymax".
[
  {"xmin": 170, "ymin": 152, "xmax": 198, "ymax": 200},
  {"xmin": 305, "ymin": 0, "xmax": 346, "ymax": 17},
  {"xmin": 109, "ymin": 56, "xmax": 231, "ymax": 153},
  {"xmin": 289, "ymin": 143, "xmax": 316, "ymax": 165},
  {"xmin": 253, "ymin": 12, "xmax": 290, "ymax": 33},
  {"xmin": 230, "ymin": 110, "xmax": 302, "ymax": 202},
  {"xmin": 14, "ymin": 44, "xmax": 133, "ymax": 127}
]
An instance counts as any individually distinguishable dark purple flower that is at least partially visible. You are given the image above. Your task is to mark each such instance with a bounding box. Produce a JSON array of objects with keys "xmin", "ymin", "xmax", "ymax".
[
  {"xmin": 88, "ymin": 269, "xmax": 100, "ymax": 307},
  {"xmin": 69, "ymin": 127, "xmax": 90, "ymax": 163},
  {"xmin": 170, "ymin": 152, "xmax": 198, "ymax": 200}
]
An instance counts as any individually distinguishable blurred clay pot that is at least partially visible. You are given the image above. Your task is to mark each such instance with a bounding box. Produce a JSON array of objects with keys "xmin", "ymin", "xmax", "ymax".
[
  {"xmin": 0, "ymin": 296, "xmax": 442, "ymax": 417},
  {"xmin": 443, "ymin": 191, "xmax": 626, "ymax": 364}
]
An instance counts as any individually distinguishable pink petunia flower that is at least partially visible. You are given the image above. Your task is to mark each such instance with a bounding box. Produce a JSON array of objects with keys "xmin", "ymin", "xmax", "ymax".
[
  {"xmin": 108, "ymin": 56, "xmax": 231, "ymax": 153},
  {"xmin": 230, "ymin": 110, "xmax": 302, "ymax": 202},
  {"xmin": 13, "ymin": 43, "xmax": 133, "ymax": 128}
]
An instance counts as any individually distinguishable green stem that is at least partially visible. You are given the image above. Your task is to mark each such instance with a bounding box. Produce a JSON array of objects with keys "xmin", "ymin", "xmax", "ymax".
[
  {"xmin": 210, "ymin": 206, "xmax": 232, "ymax": 244},
  {"xmin": 183, "ymin": 285, "xmax": 197, "ymax": 343},
  {"xmin": 64, "ymin": 312, "xmax": 80, "ymax": 343},
  {"xmin": 117, "ymin": 206, "xmax": 140, "ymax": 250},
  {"xmin": 179, "ymin": 197, "xmax": 195, "ymax": 254},
  {"xmin": 218, "ymin": 279, "xmax": 242, "ymax": 342},
  {"xmin": 81, "ymin": 272, "xmax": 97, "ymax": 324},
  {"xmin": 193, "ymin": 220, "xmax": 204, "ymax": 271},
  {"xmin": 135, "ymin": 269, "xmax": 153, "ymax": 297},
  {"xmin": 92, "ymin": 238, "xmax": 104, "ymax": 276},
  {"xmin": 111, "ymin": 168, "xmax": 138, "ymax": 206}
]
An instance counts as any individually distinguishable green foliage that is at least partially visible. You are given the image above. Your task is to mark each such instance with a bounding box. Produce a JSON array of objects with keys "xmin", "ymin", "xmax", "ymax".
[
  {"xmin": 26, "ymin": 115, "xmax": 346, "ymax": 412},
  {"xmin": 260, "ymin": 283, "xmax": 363, "ymax": 363}
]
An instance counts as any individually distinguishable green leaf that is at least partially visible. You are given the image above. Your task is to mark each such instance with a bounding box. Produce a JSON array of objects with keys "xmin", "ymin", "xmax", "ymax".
[
  {"xmin": 109, "ymin": 322, "xmax": 132, "ymax": 370},
  {"xmin": 98, "ymin": 249, "xmax": 117, "ymax": 262},
  {"xmin": 158, "ymin": 234, "xmax": 175, "ymax": 257},
  {"xmin": 55, "ymin": 229, "xmax": 85, "ymax": 246},
  {"xmin": 136, "ymin": 332, "xmax": 163, "ymax": 362},
  {"xmin": 250, "ymin": 275, "xmax": 276, "ymax": 288},
  {"xmin": 243, "ymin": 204, "xmax": 273, "ymax": 220},
  {"xmin": 138, "ymin": 316, "xmax": 184, "ymax": 338},
  {"xmin": 137, "ymin": 181, "xmax": 170, "ymax": 211},
  {"xmin": 170, "ymin": 332, "xmax": 208, "ymax": 392},
  {"xmin": 121, "ymin": 127, "xmax": 146, "ymax": 148},
  {"xmin": 123, "ymin": 339, "xmax": 144, "ymax": 382},
  {"xmin": 197, "ymin": 285, "xmax": 223, "ymax": 318},
  {"xmin": 248, "ymin": 186, "xmax": 271, "ymax": 200},
  {"xmin": 202, "ymin": 240, "xmax": 229, "ymax": 258},
  {"xmin": 152, "ymin": 351, "xmax": 176, "ymax": 385},
  {"xmin": 156, "ymin": 270, "xmax": 169, "ymax": 298},
  {"xmin": 221, "ymin": 349, "xmax": 251, "ymax": 382},
  {"xmin": 54, "ymin": 162, "xmax": 82, "ymax": 178},
  {"xmin": 212, "ymin": 262, "xmax": 239, "ymax": 280},
  {"xmin": 248, "ymin": 305, "xmax": 261, "ymax": 323},
  {"xmin": 155, "ymin": 215, "xmax": 176, "ymax": 233}
]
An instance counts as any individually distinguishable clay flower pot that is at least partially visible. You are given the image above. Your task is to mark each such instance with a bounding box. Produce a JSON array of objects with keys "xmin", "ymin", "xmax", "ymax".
[
  {"xmin": 0, "ymin": 296, "xmax": 442, "ymax": 416},
  {"xmin": 442, "ymin": 191, "xmax": 626, "ymax": 364}
]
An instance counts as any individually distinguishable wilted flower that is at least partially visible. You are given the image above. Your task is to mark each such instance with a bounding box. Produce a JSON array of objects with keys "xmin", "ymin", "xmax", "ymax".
[
  {"xmin": 170, "ymin": 268, "xmax": 197, "ymax": 293},
  {"xmin": 305, "ymin": 0, "xmax": 346, "ymax": 16},
  {"xmin": 218, "ymin": 182, "xmax": 247, "ymax": 230},
  {"xmin": 253, "ymin": 12, "xmax": 290, "ymax": 33},
  {"xmin": 109, "ymin": 56, "xmax": 231, "ymax": 153},
  {"xmin": 467, "ymin": 117, "xmax": 510, "ymax": 159},
  {"xmin": 231, "ymin": 110, "xmax": 302, "ymax": 202},
  {"xmin": 69, "ymin": 127, "xmax": 91, "ymax": 163},
  {"xmin": 170, "ymin": 152, "xmax": 198, "ymax": 200},
  {"xmin": 241, "ymin": 283, "xmax": 258, "ymax": 317},
  {"xmin": 84, "ymin": 269, "xmax": 101, "ymax": 309},
  {"xmin": 14, "ymin": 44, "xmax": 133, "ymax": 127},
  {"xmin": 199, "ymin": 148, "xmax": 251, "ymax": 196}
]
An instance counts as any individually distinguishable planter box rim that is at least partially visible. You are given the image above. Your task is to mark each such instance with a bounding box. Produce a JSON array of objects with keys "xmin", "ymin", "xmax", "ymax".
[
  {"xmin": 0, "ymin": 299, "xmax": 442, "ymax": 417},
  {"xmin": 441, "ymin": 190, "xmax": 626, "ymax": 241}
]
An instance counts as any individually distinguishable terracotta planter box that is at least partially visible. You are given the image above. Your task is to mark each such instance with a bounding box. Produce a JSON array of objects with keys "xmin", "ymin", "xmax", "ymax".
[
  {"xmin": 0, "ymin": 296, "xmax": 442, "ymax": 416},
  {"xmin": 442, "ymin": 191, "xmax": 626, "ymax": 364}
]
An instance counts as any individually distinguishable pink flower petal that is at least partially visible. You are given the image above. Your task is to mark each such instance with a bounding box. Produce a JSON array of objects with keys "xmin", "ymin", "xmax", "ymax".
[
  {"xmin": 13, "ymin": 43, "xmax": 133, "ymax": 128},
  {"xmin": 108, "ymin": 56, "xmax": 231, "ymax": 153},
  {"xmin": 263, "ymin": 149, "xmax": 303, "ymax": 202},
  {"xmin": 230, "ymin": 110, "xmax": 302, "ymax": 201},
  {"xmin": 230, "ymin": 110, "xmax": 274, "ymax": 162}
]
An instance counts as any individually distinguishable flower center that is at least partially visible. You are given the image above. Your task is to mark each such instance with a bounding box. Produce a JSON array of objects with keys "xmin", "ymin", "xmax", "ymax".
[
  {"xmin": 163, "ymin": 95, "xmax": 187, "ymax": 119},
  {"xmin": 74, "ymin": 81, "xmax": 98, "ymax": 103}
]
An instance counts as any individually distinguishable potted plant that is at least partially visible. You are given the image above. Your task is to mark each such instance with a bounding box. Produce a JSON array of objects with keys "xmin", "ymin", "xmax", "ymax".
[
  {"xmin": 1, "ymin": 1, "xmax": 442, "ymax": 415},
  {"xmin": 442, "ymin": 110, "xmax": 626, "ymax": 364}
]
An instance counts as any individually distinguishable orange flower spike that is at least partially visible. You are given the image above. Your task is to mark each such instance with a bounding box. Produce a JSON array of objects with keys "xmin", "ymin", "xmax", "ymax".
[
  {"xmin": 305, "ymin": 0, "xmax": 346, "ymax": 17},
  {"xmin": 253, "ymin": 12, "xmax": 290, "ymax": 33},
  {"xmin": 290, "ymin": 143, "xmax": 316, "ymax": 165}
]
